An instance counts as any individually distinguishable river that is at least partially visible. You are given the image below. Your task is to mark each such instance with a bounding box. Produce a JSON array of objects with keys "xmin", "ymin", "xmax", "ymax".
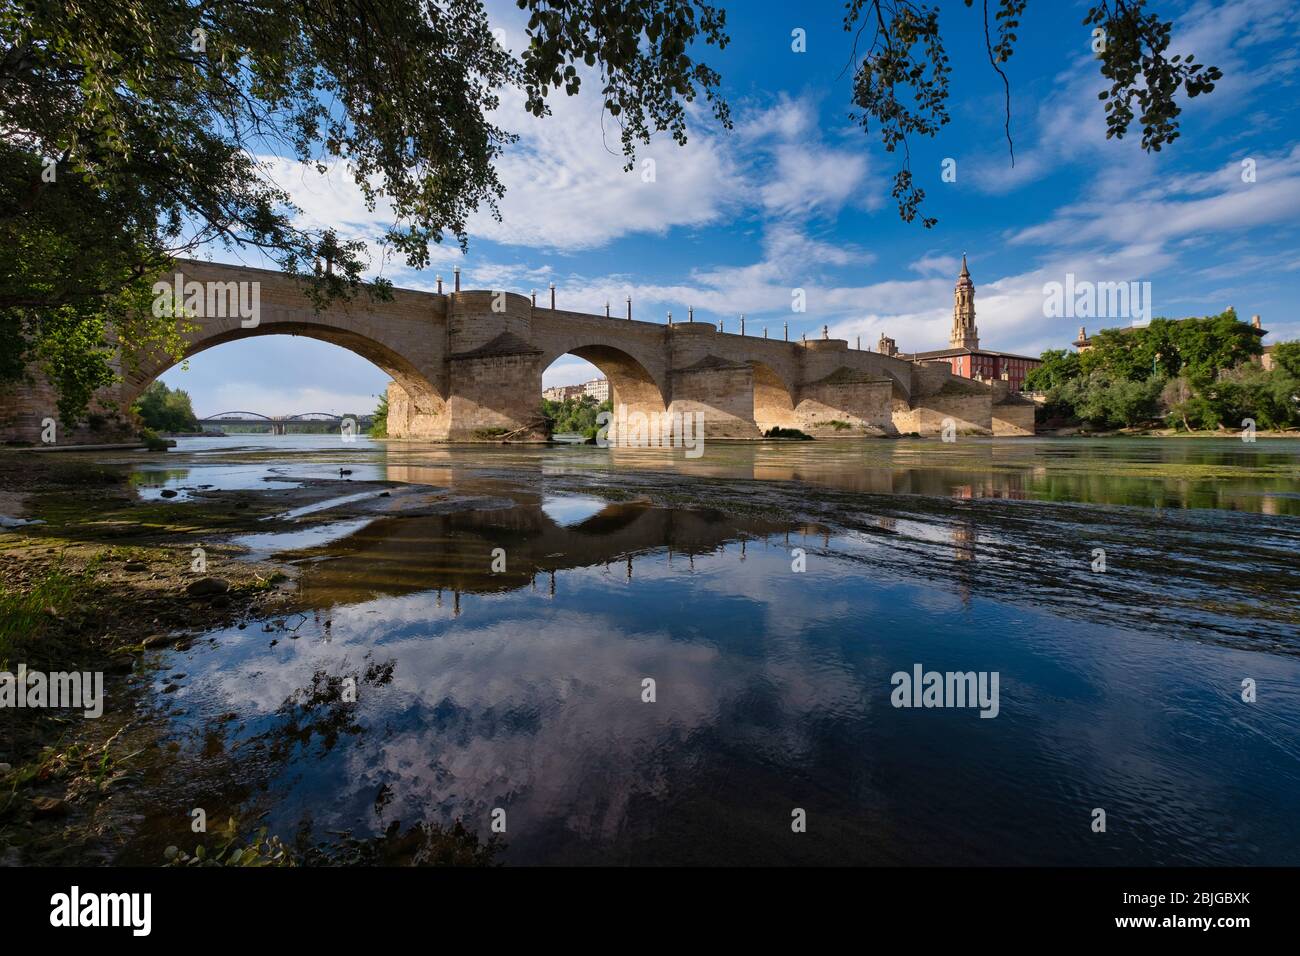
[{"xmin": 114, "ymin": 434, "xmax": 1300, "ymax": 864}]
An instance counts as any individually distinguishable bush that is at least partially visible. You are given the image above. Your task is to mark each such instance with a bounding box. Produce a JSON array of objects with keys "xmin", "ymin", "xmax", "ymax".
[
  {"xmin": 139, "ymin": 428, "xmax": 170, "ymax": 451},
  {"xmin": 1166, "ymin": 363, "xmax": 1300, "ymax": 431},
  {"xmin": 369, "ymin": 392, "xmax": 388, "ymax": 438},
  {"xmin": 1026, "ymin": 315, "xmax": 1298, "ymax": 432},
  {"xmin": 540, "ymin": 395, "xmax": 611, "ymax": 435},
  {"xmin": 1056, "ymin": 372, "xmax": 1165, "ymax": 429},
  {"xmin": 763, "ymin": 427, "xmax": 812, "ymax": 440}
]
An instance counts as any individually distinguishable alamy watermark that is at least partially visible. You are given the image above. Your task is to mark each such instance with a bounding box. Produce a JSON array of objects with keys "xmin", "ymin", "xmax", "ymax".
[
  {"xmin": 50, "ymin": 886, "xmax": 150, "ymax": 936},
  {"xmin": 596, "ymin": 404, "xmax": 706, "ymax": 458},
  {"xmin": 890, "ymin": 663, "xmax": 1000, "ymax": 718},
  {"xmin": 1, "ymin": 664, "xmax": 103, "ymax": 718},
  {"xmin": 152, "ymin": 272, "xmax": 261, "ymax": 328},
  {"xmin": 1043, "ymin": 273, "xmax": 1151, "ymax": 324}
]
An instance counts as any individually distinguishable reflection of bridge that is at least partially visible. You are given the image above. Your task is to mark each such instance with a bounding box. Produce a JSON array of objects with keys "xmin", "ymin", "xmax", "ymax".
[
  {"xmin": 295, "ymin": 497, "xmax": 796, "ymax": 606},
  {"xmin": 198, "ymin": 411, "xmax": 374, "ymax": 435}
]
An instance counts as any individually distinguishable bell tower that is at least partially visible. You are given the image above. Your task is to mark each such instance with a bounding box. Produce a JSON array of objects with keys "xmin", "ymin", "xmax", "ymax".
[{"xmin": 950, "ymin": 253, "xmax": 979, "ymax": 350}]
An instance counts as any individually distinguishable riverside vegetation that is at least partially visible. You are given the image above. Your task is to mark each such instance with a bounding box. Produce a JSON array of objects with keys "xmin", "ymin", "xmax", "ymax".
[{"xmin": 1026, "ymin": 309, "xmax": 1299, "ymax": 434}]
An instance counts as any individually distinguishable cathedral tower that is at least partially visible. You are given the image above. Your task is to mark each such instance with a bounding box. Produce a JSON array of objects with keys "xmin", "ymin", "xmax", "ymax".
[{"xmin": 950, "ymin": 253, "xmax": 979, "ymax": 351}]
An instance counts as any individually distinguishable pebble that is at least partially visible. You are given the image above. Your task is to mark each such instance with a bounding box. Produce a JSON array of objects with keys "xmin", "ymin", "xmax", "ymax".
[
  {"xmin": 186, "ymin": 577, "xmax": 230, "ymax": 596},
  {"xmin": 30, "ymin": 796, "xmax": 68, "ymax": 817},
  {"xmin": 142, "ymin": 633, "xmax": 182, "ymax": 649}
]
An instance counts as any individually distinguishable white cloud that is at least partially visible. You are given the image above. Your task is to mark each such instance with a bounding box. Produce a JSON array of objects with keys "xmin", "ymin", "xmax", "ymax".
[
  {"xmin": 1010, "ymin": 147, "xmax": 1300, "ymax": 250},
  {"xmin": 469, "ymin": 85, "xmax": 742, "ymax": 251},
  {"xmin": 759, "ymin": 143, "xmax": 870, "ymax": 215},
  {"xmin": 909, "ymin": 253, "xmax": 961, "ymax": 278},
  {"xmin": 543, "ymin": 356, "xmax": 600, "ymax": 388},
  {"xmin": 255, "ymin": 86, "xmax": 879, "ymax": 268}
]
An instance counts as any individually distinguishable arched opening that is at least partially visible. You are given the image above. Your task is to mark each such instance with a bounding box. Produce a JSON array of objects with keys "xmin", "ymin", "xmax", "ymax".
[
  {"xmin": 749, "ymin": 361, "xmax": 797, "ymax": 433},
  {"xmin": 123, "ymin": 324, "xmax": 444, "ymax": 420},
  {"xmin": 540, "ymin": 344, "xmax": 668, "ymax": 441},
  {"xmin": 125, "ymin": 329, "xmax": 441, "ymax": 437}
]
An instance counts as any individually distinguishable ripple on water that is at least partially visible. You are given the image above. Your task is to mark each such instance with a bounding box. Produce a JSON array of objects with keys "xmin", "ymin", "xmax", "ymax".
[{"xmin": 123, "ymin": 489, "xmax": 1300, "ymax": 867}]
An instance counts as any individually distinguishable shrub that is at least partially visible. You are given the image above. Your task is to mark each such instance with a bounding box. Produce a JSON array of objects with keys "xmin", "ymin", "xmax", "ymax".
[
  {"xmin": 763, "ymin": 427, "xmax": 812, "ymax": 440},
  {"xmin": 139, "ymin": 428, "xmax": 170, "ymax": 451}
]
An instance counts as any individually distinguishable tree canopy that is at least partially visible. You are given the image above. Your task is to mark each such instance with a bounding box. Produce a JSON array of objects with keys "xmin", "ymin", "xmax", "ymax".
[
  {"xmin": 132, "ymin": 380, "xmax": 199, "ymax": 432},
  {"xmin": 1028, "ymin": 312, "xmax": 1296, "ymax": 432},
  {"xmin": 1074, "ymin": 312, "xmax": 1263, "ymax": 384},
  {"xmin": 541, "ymin": 394, "xmax": 611, "ymax": 438}
]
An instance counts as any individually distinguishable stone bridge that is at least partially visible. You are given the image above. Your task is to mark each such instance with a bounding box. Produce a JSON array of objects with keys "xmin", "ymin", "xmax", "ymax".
[{"xmin": 0, "ymin": 259, "xmax": 1035, "ymax": 444}]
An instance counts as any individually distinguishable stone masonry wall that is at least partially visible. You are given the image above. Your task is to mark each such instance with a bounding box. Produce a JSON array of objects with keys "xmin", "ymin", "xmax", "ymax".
[
  {"xmin": 668, "ymin": 363, "xmax": 762, "ymax": 439},
  {"xmin": 795, "ymin": 379, "xmax": 894, "ymax": 436},
  {"xmin": 992, "ymin": 401, "xmax": 1037, "ymax": 437}
]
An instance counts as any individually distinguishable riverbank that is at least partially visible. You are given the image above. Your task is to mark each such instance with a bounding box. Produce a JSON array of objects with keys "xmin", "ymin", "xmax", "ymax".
[
  {"xmin": 1038, "ymin": 425, "xmax": 1300, "ymax": 438},
  {"xmin": 0, "ymin": 452, "xmax": 300, "ymax": 861},
  {"xmin": 0, "ymin": 449, "xmax": 541, "ymax": 863}
]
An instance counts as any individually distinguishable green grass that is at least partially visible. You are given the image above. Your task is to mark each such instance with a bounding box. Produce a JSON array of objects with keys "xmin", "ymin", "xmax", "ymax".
[{"xmin": 0, "ymin": 562, "xmax": 91, "ymax": 667}]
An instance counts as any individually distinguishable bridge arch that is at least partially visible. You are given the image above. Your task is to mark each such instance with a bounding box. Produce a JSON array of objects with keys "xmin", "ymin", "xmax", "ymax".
[
  {"xmin": 538, "ymin": 342, "xmax": 669, "ymax": 418},
  {"xmin": 205, "ymin": 411, "xmax": 274, "ymax": 421},
  {"xmin": 121, "ymin": 322, "xmax": 444, "ymax": 418}
]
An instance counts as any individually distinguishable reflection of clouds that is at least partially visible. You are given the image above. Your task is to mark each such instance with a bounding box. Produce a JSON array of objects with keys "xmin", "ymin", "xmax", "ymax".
[
  {"xmin": 196, "ymin": 604, "xmax": 729, "ymax": 838},
  {"xmin": 183, "ymin": 548, "xmax": 878, "ymax": 844},
  {"xmin": 163, "ymin": 501, "xmax": 1300, "ymax": 864},
  {"xmin": 346, "ymin": 609, "xmax": 725, "ymax": 840},
  {"xmin": 540, "ymin": 494, "xmax": 610, "ymax": 527}
]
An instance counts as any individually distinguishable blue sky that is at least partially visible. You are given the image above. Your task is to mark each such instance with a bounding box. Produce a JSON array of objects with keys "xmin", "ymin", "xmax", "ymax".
[{"xmin": 165, "ymin": 0, "xmax": 1300, "ymax": 416}]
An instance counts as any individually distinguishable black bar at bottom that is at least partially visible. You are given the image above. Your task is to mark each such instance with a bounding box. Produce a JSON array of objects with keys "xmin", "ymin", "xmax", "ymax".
[{"xmin": 0, "ymin": 866, "xmax": 1278, "ymax": 940}]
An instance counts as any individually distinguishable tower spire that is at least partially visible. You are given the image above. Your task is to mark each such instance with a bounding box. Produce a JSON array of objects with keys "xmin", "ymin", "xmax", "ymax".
[{"xmin": 950, "ymin": 254, "xmax": 979, "ymax": 350}]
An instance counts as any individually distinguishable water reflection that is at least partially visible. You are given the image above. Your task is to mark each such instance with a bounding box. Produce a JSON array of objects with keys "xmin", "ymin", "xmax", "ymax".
[
  {"xmin": 560, "ymin": 439, "xmax": 1300, "ymax": 514},
  {"xmin": 289, "ymin": 498, "xmax": 793, "ymax": 605},
  {"xmin": 110, "ymin": 436, "xmax": 1300, "ymax": 866},
  {"xmin": 144, "ymin": 435, "xmax": 1300, "ymax": 515},
  {"xmin": 134, "ymin": 494, "xmax": 1300, "ymax": 866}
]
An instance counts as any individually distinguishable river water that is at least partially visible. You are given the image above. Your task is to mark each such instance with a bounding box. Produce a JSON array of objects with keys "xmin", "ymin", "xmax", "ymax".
[{"xmin": 122, "ymin": 435, "xmax": 1300, "ymax": 864}]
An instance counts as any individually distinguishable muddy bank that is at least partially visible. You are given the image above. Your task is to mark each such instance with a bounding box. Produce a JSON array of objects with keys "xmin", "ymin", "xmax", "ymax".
[{"xmin": 0, "ymin": 453, "xmax": 502, "ymax": 862}]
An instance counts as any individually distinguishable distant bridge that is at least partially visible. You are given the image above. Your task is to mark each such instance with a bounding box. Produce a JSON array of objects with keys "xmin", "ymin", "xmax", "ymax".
[{"xmin": 197, "ymin": 411, "xmax": 374, "ymax": 435}]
